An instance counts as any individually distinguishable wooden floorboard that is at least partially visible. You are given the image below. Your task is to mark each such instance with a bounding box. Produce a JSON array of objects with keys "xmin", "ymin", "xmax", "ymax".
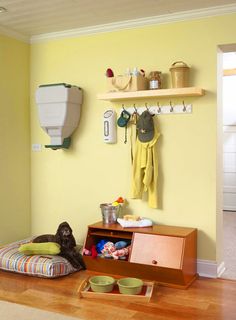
[{"xmin": 0, "ymin": 270, "xmax": 236, "ymax": 319}]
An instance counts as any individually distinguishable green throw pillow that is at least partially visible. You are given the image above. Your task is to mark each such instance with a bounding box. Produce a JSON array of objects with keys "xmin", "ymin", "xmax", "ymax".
[{"xmin": 19, "ymin": 242, "xmax": 61, "ymax": 256}]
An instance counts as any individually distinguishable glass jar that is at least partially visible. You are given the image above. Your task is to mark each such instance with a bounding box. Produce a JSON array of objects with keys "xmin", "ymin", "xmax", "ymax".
[{"xmin": 149, "ymin": 71, "xmax": 162, "ymax": 90}]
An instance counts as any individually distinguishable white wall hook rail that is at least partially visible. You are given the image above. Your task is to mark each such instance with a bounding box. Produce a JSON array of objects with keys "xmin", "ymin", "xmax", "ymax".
[{"xmin": 120, "ymin": 104, "xmax": 192, "ymax": 115}]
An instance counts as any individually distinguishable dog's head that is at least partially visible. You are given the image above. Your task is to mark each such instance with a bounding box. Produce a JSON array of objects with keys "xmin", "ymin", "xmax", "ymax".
[{"xmin": 56, "ymin": 221, "xmax": 73, "ymax": 239}]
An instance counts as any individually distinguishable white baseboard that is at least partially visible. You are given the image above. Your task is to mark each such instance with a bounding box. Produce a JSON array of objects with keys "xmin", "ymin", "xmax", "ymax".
[
  {"xmin": 217, "ymin": 261, "xmax": 226, "ymax": 277},
  {"xmin": 197, "ymin": 259, "xmax": 225, "ymax": 278}
]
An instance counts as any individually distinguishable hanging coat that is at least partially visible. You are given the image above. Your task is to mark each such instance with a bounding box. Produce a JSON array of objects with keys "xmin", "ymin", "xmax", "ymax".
[{"xmin": 131, "ymin": 128, "xmax": 160, "ymax": 208}]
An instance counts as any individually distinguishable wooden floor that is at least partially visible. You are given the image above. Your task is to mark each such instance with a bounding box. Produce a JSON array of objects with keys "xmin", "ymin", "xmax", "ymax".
[{"xmin": 0, "ymin": 270, "xmax": 236, "ymax": 320}]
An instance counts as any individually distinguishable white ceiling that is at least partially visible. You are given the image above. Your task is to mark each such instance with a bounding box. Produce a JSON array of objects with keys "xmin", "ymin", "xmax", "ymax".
[{"xmin": 0, "ymin": 0, "xmax": 236, "ymax": 41}]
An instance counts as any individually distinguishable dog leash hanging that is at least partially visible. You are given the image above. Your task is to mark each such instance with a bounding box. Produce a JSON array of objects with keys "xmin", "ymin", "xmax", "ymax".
[
  {"xmin": 130, "ymin": 108, "xmax": 139, "ymax": 162},
  {"xmin": 124, "ymin": 125, "xmax": 128, "ymax": 144},
  {"xmin": 117, "ymin": 107, "xmax": 131, "ymax": 144}
]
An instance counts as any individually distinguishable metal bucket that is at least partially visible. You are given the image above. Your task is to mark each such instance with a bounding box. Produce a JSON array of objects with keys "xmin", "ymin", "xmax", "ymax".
[{"xmin": 100, "ymin": 203, "xmax": 121, "ymax": 224}]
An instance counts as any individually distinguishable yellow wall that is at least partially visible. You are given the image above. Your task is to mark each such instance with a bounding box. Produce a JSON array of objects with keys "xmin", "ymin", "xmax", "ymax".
[
  {"xmin": 30, "ymin": 13, "xmax": 236, "ymax": 261},
  {"xmin": 0, "ymin": 35, "xmax": 30, "ymax": 244}
]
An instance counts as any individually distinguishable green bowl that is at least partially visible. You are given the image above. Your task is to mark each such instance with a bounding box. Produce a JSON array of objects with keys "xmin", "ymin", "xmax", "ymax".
[
  {"xmin": 89, "ymin": 276, "xmax": 115, "ymax": 293},
  {"xmin": 117, "ymin": 277, "xmax": 143, "ymax": 295}
]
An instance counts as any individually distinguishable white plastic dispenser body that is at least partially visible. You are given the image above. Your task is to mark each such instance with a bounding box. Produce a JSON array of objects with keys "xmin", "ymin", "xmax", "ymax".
[
  {"xmin": 103, "ymin": 109, "xmax": 117, "ymax": 144},
  {"xmin": 35, "ymin": 84, "xmax": 82, "ymax": 146}
]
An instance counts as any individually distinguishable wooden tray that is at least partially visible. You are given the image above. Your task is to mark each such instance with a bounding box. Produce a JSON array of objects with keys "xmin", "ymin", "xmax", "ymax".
[{"xmin": 77, "ymin": 278, "xmax": 154, "ymax": 302}]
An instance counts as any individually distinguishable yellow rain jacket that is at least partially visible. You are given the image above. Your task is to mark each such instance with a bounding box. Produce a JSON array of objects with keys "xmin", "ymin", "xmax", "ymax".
[{"xmin": 131, "ymin": 128, "xmax": 160, "ymax": 208}]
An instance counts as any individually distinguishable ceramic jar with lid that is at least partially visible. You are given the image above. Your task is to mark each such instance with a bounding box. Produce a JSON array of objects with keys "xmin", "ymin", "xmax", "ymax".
[
  {"xmin": 148, "ymin": 71, "xmax": 162, "ymax": 90},
  {"xmin": 169, "ymin": 61, "xmax": 189, "ymax": 88}
]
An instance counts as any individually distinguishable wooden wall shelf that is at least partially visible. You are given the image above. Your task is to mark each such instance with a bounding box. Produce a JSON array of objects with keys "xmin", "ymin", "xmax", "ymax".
[{"xmin": 97, "ymin": 87, "xmax": 205, "ymax": 102}]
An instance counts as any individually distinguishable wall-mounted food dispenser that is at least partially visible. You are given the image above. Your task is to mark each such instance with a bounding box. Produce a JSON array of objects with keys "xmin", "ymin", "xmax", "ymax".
[
  {"xmin": 35, "ymin": 83, "xmax": 82, "ymax": 150},
  {"xmin": 103, "ymin": 109, "xmax": 117, "ymax": 144}
]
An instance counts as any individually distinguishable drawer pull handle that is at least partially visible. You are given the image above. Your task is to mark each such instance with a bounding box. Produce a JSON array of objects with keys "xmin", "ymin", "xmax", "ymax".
[{"xmin": 152, "ymin": 260, "xmax": 158, "ymax": 265}]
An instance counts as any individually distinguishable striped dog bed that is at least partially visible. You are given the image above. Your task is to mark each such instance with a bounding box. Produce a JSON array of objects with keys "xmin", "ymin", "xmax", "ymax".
[{"xmin": 0, "ymin": 238, "xmax": 76, "ymax": 278}]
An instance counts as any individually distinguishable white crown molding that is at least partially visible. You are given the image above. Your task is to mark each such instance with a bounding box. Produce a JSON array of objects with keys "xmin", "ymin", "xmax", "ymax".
[
  {"xmin": 0, "ymin": 3, "xmax": 236, "ymax": 44},
  {"xmin": 0, "ymin": 25, "xmax": 29, "ymax": 43},
  {"xmin": 30, "ymin": 3, "xmax": 236, "ymax": 43}
]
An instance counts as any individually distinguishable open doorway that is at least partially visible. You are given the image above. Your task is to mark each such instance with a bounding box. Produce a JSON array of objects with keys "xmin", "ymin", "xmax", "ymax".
[{"xmin": 219, "ymin": 48, "xmax": 236, "ymax": 279}]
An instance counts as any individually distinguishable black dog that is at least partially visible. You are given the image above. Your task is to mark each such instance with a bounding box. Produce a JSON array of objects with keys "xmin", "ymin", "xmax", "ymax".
[{"xmin": 33, "ymin": 221, "xmax": 86, "ymax": 270}]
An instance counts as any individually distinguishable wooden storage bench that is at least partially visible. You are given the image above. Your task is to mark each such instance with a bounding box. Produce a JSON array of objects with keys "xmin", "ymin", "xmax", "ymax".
[{"xmin": 83, "ymin": 221, "xmax": 197, "ymax": 289}]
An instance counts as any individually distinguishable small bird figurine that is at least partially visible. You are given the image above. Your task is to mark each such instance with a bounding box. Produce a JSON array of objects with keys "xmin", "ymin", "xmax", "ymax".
[{"xmin": 105, "ymin": 68, "xmax": 114, "ymax": 77}]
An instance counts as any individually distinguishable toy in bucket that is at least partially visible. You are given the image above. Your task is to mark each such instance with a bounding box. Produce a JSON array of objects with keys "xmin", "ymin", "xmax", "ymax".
[{"xmin": 100, "ymin": 197, "xmax": 124, "ymax": 225}]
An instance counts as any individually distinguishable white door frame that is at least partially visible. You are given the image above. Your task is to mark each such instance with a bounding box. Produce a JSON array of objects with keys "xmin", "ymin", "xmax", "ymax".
[{"xmin": 217, "ymin": 43, "xmax": 236, "ymax": 273}]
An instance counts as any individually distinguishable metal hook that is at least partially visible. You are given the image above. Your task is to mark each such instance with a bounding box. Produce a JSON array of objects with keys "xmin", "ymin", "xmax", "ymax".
[
  {"xmin": 145, "ymin": 103, "xmax": 152, "ymax": 114},
  {"xmin": 170, "ymin": 101, "xmax": 174, "ymax": 112},
  {"xmin": 133, "ymin": 104, "xmax": 138, "ymax": 114},
  {"xmin": 122, "ymin": 104, "xmax": 125, "ymax": 110},
  {"xmin": 157, "ymin": 102, "xmax": 161, "ymax": 113},
  {"xmin": 182, "ymin": 100, "xmax": 186, "ymax": 112},
  {"xmin": 131, "ymin": 104, "xmax": 138, "ymax": 124}
]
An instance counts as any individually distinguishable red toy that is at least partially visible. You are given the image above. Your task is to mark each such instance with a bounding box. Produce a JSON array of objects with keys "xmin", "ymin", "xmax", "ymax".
[
  {"xmin": 116, "ymin": 196, "xmax": 124, "ymax": 203},
  {"xmin": 91, "ymin": 245, "xmax": 98, "ymax": 259}
]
